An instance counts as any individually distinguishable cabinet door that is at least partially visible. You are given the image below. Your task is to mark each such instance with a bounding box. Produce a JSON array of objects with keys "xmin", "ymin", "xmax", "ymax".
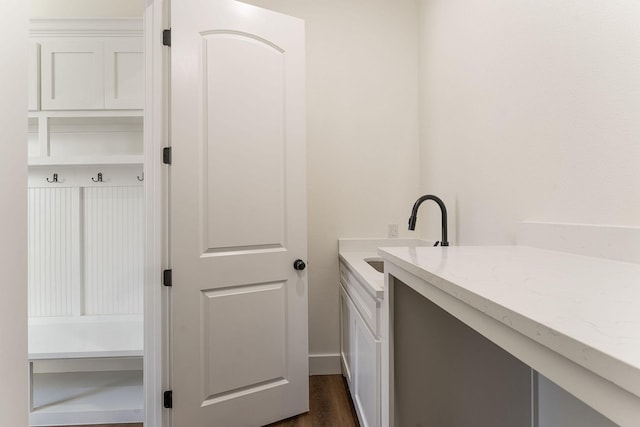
[
  {"xmin": 104, "ymin": 38, "xmax": 144, "ymax": 109},
  {"xmin": 340, "ymin": 285, "xmax": 354, "ymax": 384},
  {"xmin": 41, "ymin": 40, "xmax": 104, "ymax": 110},
  {"xmin": 353, "ymin": 304, "xmax": 381, "ymax": 427},
  {"xmin": 28, "ymin": 42, "xmax": 40, "ymax": 111}
]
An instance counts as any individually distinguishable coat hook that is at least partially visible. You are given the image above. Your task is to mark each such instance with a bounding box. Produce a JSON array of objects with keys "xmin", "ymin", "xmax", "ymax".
[
  {"xmin": 137, "ymin": 171, "xmax": 144, "ymax": 182},
  {"xmin": 46, "ymin": 173, "xmax": 58, "ymax": 183},
  {"xmin": 91, "ymin": 172, "xmax": 103, "ymax": 183}
]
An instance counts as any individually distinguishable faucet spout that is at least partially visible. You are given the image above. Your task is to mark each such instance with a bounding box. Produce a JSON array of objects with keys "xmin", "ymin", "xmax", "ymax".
[{"xmin": 408, "ymin": 194, "xmax": 449, "ymax": 247}]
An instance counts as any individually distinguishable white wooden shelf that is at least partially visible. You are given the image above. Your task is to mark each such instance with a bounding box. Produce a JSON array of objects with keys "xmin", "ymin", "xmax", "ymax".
[
  {"xmin": 28, "ymin": 155, "xmax": 143, "ymax": 166},
  {"xmin": 28, "ymin": 113, "xmax": 143, "ymax": 166},
  {"xmin": 30, "ymin": 370, "xmax": 143, "ymax": 426},
  {"xmin": 28, "ymin": 110, "xmax": 143, "ymax": 119}
]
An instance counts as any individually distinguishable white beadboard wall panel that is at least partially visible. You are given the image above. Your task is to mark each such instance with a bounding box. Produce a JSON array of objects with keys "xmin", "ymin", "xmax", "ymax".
[
  {"xmin": 28, "ymin": 188, "xmax": 75, "ymax": 317},
  {"xmin": 83, "ymin": 186, "xmax": 144, "ymax": 315}
]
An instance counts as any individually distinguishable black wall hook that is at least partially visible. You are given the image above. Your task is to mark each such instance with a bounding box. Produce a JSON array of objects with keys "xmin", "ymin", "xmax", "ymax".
[
  {"xmin": 137, "ymin": 172, "xmax": 144, "ymax": 182},
  {"xmin": 91, "ymin": 172, "xmax": 103, "ymax": 183},
  {"xmin": 46, "ymin": 173, "xmax": 58, "ymax": 183}
]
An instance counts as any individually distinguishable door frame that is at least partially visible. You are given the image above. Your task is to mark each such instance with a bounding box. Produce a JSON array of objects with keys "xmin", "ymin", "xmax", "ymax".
[{"xmin": 144, "ymin": 0, "xmax": 170, "ymax": 426}]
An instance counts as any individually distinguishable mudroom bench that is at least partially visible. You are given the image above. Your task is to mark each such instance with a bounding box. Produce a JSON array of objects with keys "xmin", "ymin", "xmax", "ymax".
[{"xmin": 28, "ymin": 316, "xmax": 144, "ymax": 426}]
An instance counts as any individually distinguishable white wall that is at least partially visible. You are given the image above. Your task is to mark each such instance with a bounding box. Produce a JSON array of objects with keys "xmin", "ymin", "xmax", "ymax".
[
  {"xmin": 417, "ymin": 0, "xmax": 640, "ymax": 424},
  {"xmin": 417, "ymin": 0, "xmax": 640, "ymax": 245},
  {"xmin": 30, "ymin": 0, "xmax": 144, "ymax": 18},
  {"xmin": 241, "ymin": 0, "xmax": 421, "ymax": 361},
  {"xmin": 0, "ymin": 1, "xmax": 28, "ymax": 425}
]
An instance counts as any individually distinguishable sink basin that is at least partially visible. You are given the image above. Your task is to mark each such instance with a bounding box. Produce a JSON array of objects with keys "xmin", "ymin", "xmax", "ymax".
[{"xmin": 365, "ymin": 259, "xmax": 384, "ymax": 273}]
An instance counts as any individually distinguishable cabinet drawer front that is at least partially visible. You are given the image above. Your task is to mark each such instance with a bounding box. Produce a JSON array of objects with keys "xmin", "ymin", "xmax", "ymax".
[{"xmin": 339, "ymin": 262, "xmax": 380, "ymax": 337}]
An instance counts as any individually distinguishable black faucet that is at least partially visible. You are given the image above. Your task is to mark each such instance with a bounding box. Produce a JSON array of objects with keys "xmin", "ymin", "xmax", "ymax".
[{"xmin": 408, "ymin": 195, "xmax": 449, "ymax": 247}]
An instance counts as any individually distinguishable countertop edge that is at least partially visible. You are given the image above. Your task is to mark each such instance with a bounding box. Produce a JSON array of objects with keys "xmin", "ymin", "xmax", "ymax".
[
  {"xmin": 338, "ymin": 252, "xmax": 384, "ymax": 299},
  {"xmin": 378, "ymin": 246, "xmax": 640, "ymax": 402}
]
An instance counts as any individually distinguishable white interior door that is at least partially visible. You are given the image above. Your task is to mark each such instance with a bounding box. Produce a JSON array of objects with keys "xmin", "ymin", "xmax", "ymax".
[{"xmin": 170, "ymin": 0, "xmax": 308, "ymax": 425}]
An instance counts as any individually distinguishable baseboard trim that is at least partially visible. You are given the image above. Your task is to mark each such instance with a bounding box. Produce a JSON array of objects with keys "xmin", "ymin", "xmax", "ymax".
[{"xmin": 309, "ymin": 353, "xmax": 341, "ymax": 375}]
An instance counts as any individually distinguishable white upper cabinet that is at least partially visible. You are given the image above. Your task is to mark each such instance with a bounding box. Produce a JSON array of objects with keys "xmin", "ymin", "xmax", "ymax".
[
  {"xmin": 28, "ymin": 20, "xmax": 144, "ymax": 165},
  {"xmin": 41, "ymin": 40, "xmax": 105, "ymax": 110},
  {"xmin": 104, "ymin": 38, "xmax": 144, "ymax": 109},
  {"xmin": 30, "ymin": 19, "xmax": 143, "ymax": 111}
]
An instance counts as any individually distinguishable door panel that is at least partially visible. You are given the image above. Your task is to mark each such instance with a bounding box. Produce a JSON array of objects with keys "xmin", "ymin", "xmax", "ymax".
[
  {"xmin": 202, "ymin": 32, "xmax": 285, "ymax": 252},
  {"xmin": 171, "ymin": 1, "xmax": 307, "ymax": 425},
  {"xmin": 202, "ymin": 281, "xmax": 286, "ymax": 401}
]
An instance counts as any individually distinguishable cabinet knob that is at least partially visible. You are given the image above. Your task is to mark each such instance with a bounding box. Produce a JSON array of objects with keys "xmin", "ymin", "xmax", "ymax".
[{"xmin": 293, "ymin": 259, "xmax": 306, "ymax": 271}]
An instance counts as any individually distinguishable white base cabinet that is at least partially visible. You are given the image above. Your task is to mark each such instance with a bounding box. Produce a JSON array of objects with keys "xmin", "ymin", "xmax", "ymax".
[{"xmin": 339, "ymin": 260, "xmax": 382, "ymax": 427}]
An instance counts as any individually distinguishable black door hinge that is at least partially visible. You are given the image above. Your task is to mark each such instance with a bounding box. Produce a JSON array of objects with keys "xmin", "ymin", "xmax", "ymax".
[
  {"xmin": 163, "ymin": 269, "xmax": 172, "ymax": 287},
  {"xmin": 163, "ymin": 147, "xmax": 172, "ymax": 165},
  {"xmin": 162, "ymin": 29, "xmax": 171, "ymax": 47},
  {"xmin": 163, "ymin": 390, "xmax": 173, "ymax": 409}
]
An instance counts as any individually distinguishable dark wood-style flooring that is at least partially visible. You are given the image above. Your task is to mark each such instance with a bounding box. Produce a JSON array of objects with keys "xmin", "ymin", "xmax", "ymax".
[
  {"xmin": 54, "ymin": 375, "xmax": 359, "ymax": 427},
  {"xmin": 266, "ymin": 375, "xmax": 360, "ymax": 427},
  {"xmin": 59, "ymin": 425, "xmax": 141, "ymax": 427}
]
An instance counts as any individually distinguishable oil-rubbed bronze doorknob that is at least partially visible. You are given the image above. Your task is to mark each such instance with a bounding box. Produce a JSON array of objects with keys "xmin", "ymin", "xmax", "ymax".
[{"xmin": 293, "ymin": 259, "xmax": 306, "ymax": 271}]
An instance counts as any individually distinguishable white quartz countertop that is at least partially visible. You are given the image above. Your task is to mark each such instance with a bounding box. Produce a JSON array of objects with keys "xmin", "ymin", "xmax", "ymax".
[
  {"xmin": 339, "ymin": 251, "xmax": 385, "ymax": 297},
  {"xmin": 378, "ymin": 245, "xmax": 640, "ymax": 400},
  {"xmin": 338, "ymin": 238, "xmax": 433, "ymax": 298}
]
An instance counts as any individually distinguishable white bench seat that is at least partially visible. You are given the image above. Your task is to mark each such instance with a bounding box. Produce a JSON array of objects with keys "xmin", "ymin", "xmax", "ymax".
[
  {"xmin": 28, "ymin": 315, "xmax": 143, "ymax": 360},
  {"xmin": 28, "ymin": 315, "xmax": 144, "ymax": 426}
]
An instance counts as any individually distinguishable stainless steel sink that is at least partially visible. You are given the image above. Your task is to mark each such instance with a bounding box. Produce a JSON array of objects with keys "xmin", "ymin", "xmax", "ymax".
[{"xmin": 365, "ymin": 259, "xmax": 384, "ymax": 273}]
